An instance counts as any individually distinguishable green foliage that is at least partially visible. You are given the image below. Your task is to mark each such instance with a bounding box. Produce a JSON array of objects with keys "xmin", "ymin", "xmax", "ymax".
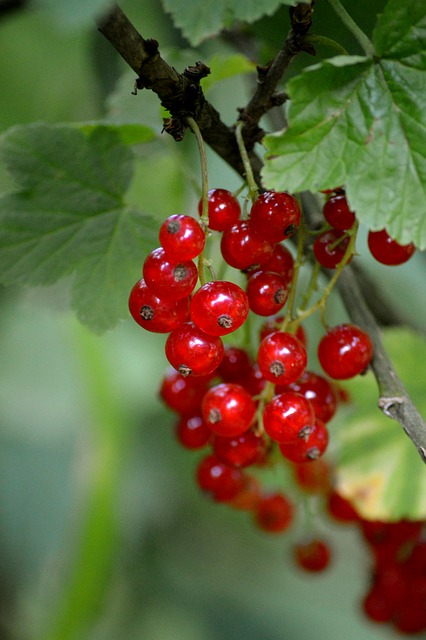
[
  {"xmin": 262, "ymin": 0, "xmax": 426, "ymax": 248},
  {"xmin": 332, "ymin": 329, "xmax": 426, "ymax": 521},
  {"xmin": 161, "ymin": 0, "xmax": 299, "ymax": 46},
  {"xmin": 0, "ymin": 124, "xmax": 158, "ymax": 333}
]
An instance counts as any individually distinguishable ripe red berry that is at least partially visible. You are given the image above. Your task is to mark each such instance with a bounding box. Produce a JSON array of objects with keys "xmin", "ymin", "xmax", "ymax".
[
  {"xmin": 293, "ymin": 458, "xmax": 332, "ymax": 494},
  {"xmin": 294, "ymin": 538, "xmax": 331, "ymax": 572},
  {"xmin": 323, "ymin": 193, "xmax": 355, "ymax": 230},
  {"xmin": 313, "ymin": 229, "xmax": 351, "ymax": 269},
  {"xmin": 190, "ymin": 280, "xmax": 249, "ymax": 336},
  {"xmin": 318, "ymin": 323, "xmax": 373, "ymax": 380},
  {"xmin": 259, "ymin": 318, "xmax": 307, "ymax": 347},
  {"xmin": 201, "ymin": 383, "xmax": 256, "ymax": 437},
  {"xmin": 257, "ymin": 243, "xmax": 294, "ymax": 279},
  {"xmin": 128, "ymin": 278, "xmax": 189, "ymax": 333},
  {"xmin": 254, "ymin": 492, "xmax": 294, "ymax": 533},
  {"xmin": 198, "ymin": 188, "xmax": 241, "ymax": 231},
  {"xmin": 246, "ymin": 271, "xmax": 290, "ymax": 316},
  {"xmin": 175, "ymin": 415, "xmax": 212, "ymax": 449},
  {"xmin": 257, "ymin": 331, "xmax": 307, "ymax": 385},
  {"xmin": 217, "ymin": 346, "xmax": 252, "ymax": 382},
  {"xmin": 278, "ymin": 418, "xmax": 329, "ymax": 463},
  {"xmin": 165, "ymin": 321, "xmax": 224, "ymax": 377},
  {"xmin": 159, "ymin": 368, "xmax": 211, "ymax": 415},
  {"xmin": 143, "ymin": 247, "xmax": 198, "ymax": 300},
  {"xmin": 327, "ymin": 490, "xmax": 360, "ymax": 523},
  {"xmin": 220, "ymin": 220, "xmax": 274, "ymax": 271},
  {"xmin": 367, "ymin": 228, "xmax": 415, "ymax": 266},
  {"xmin": 212, "ymin": 427, "xmax": 266, "ymax": 467},
  {"xmin": 196, "ymin": 454, "xmax": 245, "ymax": 502},
  {"xmin": 277, "ymin": 370, "xmax": 338, "ymax": 423},
  {"xmin": 262, "ymin": 391, "xmax": 315, "ymax": 443},
  {"xmin": 159, "ymin": 214, "xmax": 205, "ymax": 260},
  {"xmin": 249, "ymin": 191, "xmax": 301, "ymax": 243}
]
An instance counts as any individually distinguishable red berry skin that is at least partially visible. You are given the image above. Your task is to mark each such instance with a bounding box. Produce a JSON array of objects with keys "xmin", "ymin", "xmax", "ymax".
[
  {"xmin": 367, "ymin": 228, "xmax": 415, "ymax": 266},
  {"xmin": 246, "ymin": 271, "xmax": 290, "ymax": 317},
  {"xmin": 249, "ymin": 191, "xmax": 301, "ymax": 243},
  {"xmin": 175, "ymin": 415, "xmax": 212, "ymax": 449},
  {"xmin": 313, "ymin": 229, "xmax": 351, "ymax": 269},
  {"xmin": 318, "ymin": 323, "xmax": 373, "ymax": 380},
  {"xmin": 217, "ymin": 346, "xmax": 252, "ymax": 382},
  {"xmin": 196, "ymin": 454, "xmax": 245, "ymax": 502},
  {"xmin": 294, "ymin": 539, "xmax": 331, "ymax": 572},
  {"xmin": 159, "ymin": 368, "xmax": 211, "ymax": 415},
  {"xmin": 220, "ymin": 220, "xmax": 274, "ymax": 271},
  {"xmin": 190, "ymin": 281, "xmax": 249, "ymax": 336},
  {"xmin": 165, "ymin": 321, "xmax": 224, "ymax": 377},
  {"xmin": 201, "ymin": 383, "xmax": 256, "ymax": 437},
  {"xmin": 212, "ymin": 428, "xmax": 266, "ymax": 467},
  {"xmin": 254, "ymin": 492, "xmax": 294, "ymax": 533},
  {"xmin": 128, "ymin": 278, "xmax": 189, "ymax": 333},
  {"xmin": 327, "ymin": 490, "xmax": 360, "ymax": 523},
  {"xmin": 276, "ymin": 370, "xmax": 338, "ymax": 423},
  {"xmin": 279, "ymin": 418, "xmax": 329, "ymax": 463},
  {"xmin": 143, "ymin": 247, "xmax": 198, "ymax": 300},
  {"xmin": 262, "ymin": 391, "xmax": 315, "ymax": 443},
  {"xmin": 198, "ymin": 188, "xmax": 241, "ymax": 231},
  {"xmin": 259, "ymin": 318, "xmax": 307, "ymax": 348},
  {"xmin": 159, "ymin": 214, "xmax": 205, "ymax": 261},
  {"xmin": 323, "ymin": 193, "xmax": 355, "ymax": 230},
  {"xmin": 293, "ymin": 458, "xmax": 332, "ymax": 494},
  {"xmin": 257, "ymin": 331, "xmax": 307, "ymax": 385},
  {"xmin": 255, "ymin": 243, "xmax": 294, "ymax": 280}
]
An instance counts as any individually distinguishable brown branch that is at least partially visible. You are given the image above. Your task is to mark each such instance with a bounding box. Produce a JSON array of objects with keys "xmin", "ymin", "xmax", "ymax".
[
  {"xmin": 337, "ymin": 266, "xmax": 426, "ymax": 464},
  {"xmin": 97, "ymin": 3, "xmax": 263, "ymax": 183},
  {"xmin": 238, "ymin": 2, "xmax": 315, "ymax": 145}
]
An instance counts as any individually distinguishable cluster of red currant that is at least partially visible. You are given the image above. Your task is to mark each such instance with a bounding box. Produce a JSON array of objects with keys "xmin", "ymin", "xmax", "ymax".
[{"xmin": 128, "ymin": 184, "xmax": 419, "ymax": 614}]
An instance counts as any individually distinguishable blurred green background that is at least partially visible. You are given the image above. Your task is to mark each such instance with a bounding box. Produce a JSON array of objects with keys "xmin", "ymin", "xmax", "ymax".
[{"xmin": 0, "ymin": 2, "xmax": 425, "ymax": 639}]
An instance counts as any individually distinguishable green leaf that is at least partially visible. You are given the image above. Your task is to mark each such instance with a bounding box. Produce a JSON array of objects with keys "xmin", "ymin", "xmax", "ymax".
[
  {"xmin": 161, "ymin": 0, "xmax": 299, "ymax": 46},
  {"xmin": 331, "ymin": 328, "xmax": 426, "ymax": 521},
  {"xmin": 262, "ymin": 2, "xmax": 426, "ymax": 249},
  {"xmin": 78, "ymin": 122, "xmax": 156, "ymax": 146},
  {"xmin": 0, "ymin": 124, "xmax": 158, "ymax": 333},
  {"xmin": 201, "ymin": 54, "xmax": 257, "ymax": 93}
]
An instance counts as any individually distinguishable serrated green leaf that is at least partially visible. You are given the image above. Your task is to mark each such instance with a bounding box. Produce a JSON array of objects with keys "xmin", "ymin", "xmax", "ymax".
[
  {"xmin": 331, "ymin": 329, "xmax": 426, "ymax": 521},
  {"xmin": 37, "ymin": 0, "xmax": 111, "ymax": 27},
  {"xmin": 262, "ymin": 4, "xmax": 426, "ymax": 249},
  {"xmin": 0, "ymin": 124, "xmax": 158, "ymax": 333},
  {"xmin": 161, "ymin": 0, "xmax": 300, "ymax": 46}
]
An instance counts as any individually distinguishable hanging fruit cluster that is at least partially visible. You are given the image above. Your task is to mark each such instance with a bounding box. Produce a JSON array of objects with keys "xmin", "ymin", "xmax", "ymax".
[{"xmin": 128, "ymin": 125, "xmax": 418, "ymax": 630}]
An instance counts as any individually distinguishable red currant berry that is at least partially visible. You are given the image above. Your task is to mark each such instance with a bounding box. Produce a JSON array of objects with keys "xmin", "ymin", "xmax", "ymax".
[
  {"xmin": 262, "ymin": 391, "xmax": 315, "ymax": 443},
  {"xmin": 196, "ymin": 454, "xmax": 245, "ymax": 502},
  {"xmin": 159, "ymin": 368, "xmax": 211, "ymax": 415},
  {"xmin": 254, "ymin": 492, "xmax": 294, "ymax": 533},
  {"xmin": 255, "ymin": 243, "xmax": 294, "ymax": 280},
  {"xmin": 238, "ymin": 363, "xmax": 267, "ymax": 396},
  {"xmin": 367, "ymin": 228, "xmax": 415, "ymax": 266},
  {"xmin": 327, "ymin": 490, "xmax": 360, "ymax": 523},
  {"xmin": 294, "ymin": 538, "xmax": 331, "ymax": 572},
  {"xmin": 212, "ymin": 427, "xmax": 266, "ymax": 467},
  {"xmin": 277, "ymin": 370, "xmax": 338, "ymax": 423},
  {"xmin": 259, "ymin": 318, "xmax": 307, "ymax": 347},
  {"xmin": 143, "ymin": 247, "xmax": 198, "ymax": 300},
  {"xmin": 249, "ymin": 191, "xmax": 301, "ymax": 243},
  {"xmin": 175, "ymin": 415, "xmax": 212, "ymax": 449},
  {"xmin": 293, "ymin": 459, "xmax": 332, "ymax": 494},
  {"xmin": 257, "ymin": 331, "xmax": 307, "ymax": 385},
  {"xmin": 201, "ymin": 383, "xmax": 256, "ymax": 437},
  {"xmin": 318, "ymin": 323, "xmax": 373, "ymax": 380},
  {"xmin": 128, "ymin": 278, "xmax": 189, "ymax": 333},
  {"xmin": 229, "ymin": 475, "xmax": 261, "ymax": 511},
  {"xmin": 190, "ymin": 280, "xmax": 249, "ymax": 336},
  {"xmin": 217, "ymin": 346, "xmax": 252, "ymax": 382},
  {"xmin": 362, "ymin": 586, "xmax": 394, "ymax": 623},
  {"xmin": 278, "ymin": 418, "xmax": 329, "ymax": 463},
  {"xmin": 246, "ymin": 271, "xmax": 290, "ymax": 317},
  {"xmin": 165, "ymin": 321, "xmax": 224, "ymax": 377},
  {"xmin": 198, "ymin": 188, "xmax": 241, "ymax": 231},
  {"xmin": 313, "ymin": 229, "xmax": 351, "ymax": 269},
  {"xmin": 159, "ymin": 214, "xmax": 205, "ymax": 261},
  {"xmin": 220, "ymin": 220, "xmax": 274, "ymax": 271},
  {"xmin": 323, "ymin": 193, "xmax": 355, "ymax": 230}
]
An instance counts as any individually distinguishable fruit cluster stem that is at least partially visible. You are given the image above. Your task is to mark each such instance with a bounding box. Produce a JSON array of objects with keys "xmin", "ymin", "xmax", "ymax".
[{"xmin": 235, "ymin": 122, "xmax": 259, "ymax": 203}]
